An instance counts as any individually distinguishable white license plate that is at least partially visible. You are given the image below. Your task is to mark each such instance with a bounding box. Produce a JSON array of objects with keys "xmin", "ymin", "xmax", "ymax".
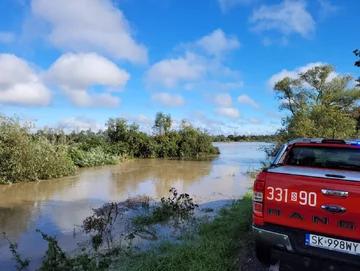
[{"xmin": 305, "ymin": 234, "xmax": 360, "ymax": 256}]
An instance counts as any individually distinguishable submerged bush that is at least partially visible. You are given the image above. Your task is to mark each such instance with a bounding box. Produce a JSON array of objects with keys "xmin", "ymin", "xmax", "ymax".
[
  {"xmin": 69, "ymin": 146, "xmax": 120, "ymax": 168},
  {"xmin": 0, "ymin": 115, "xmax": 76, "ymax": 184},
  {"xmin": 132, "ymin": 188, "xmax": 199, "ymax": 227}
]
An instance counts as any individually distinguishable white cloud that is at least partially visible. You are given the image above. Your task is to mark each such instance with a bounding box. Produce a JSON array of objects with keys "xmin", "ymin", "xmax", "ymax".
[
  {"xmin": 151, "ymin": 92, "xmax": 185, "ymax": 107},
  {"xmin": 214, "ymin": 93, "xmax": 232, "ymax": 107},
  {"xmin": 0, "ymin": 54, "xmax": 51, "ymax": 106},
  {"xmin": 191, "ymin": 110, "xmax": 225, "ymax": 134},
  {"xmin": 249, "ymin": 0, "xmax": 315, "ymax": 39},
  {"xmin": 248, "ymin": 117, "xmax": 261, "ymax": 124},
  {"xmin": 146, "ymin": 29, "xmax": 241, "ymax": 88},
  {"xmin": 58, "ymin": 116, "xmax": 105, "ymax": 132},
  {"xmin": 146, "ymin": 52, "xmax": 206, "ymax": 88},
  {"xmin": 0, "ymin": 32, "xmax": 16, "ymax": 43},
  {"xmin": 46, "ymin": 52, "xmax": 129, "ymax": 108},
  {"xmin": 267, "ymin": 62, "xmax": 339, "ymax": 89},
  {"xmin": 237, "ymin": 94, "xmax": 260, "ymax": 109},
  {"xmin": 218, "ymin": 0, "xmax": 255, "ymax": 13},
  {"xmin": 196, "ymin": 29, "xmax": 240, "ymax": 56},
  {"xmin": 135, "ymin": 114, "xmax": 153, "ymax": 125},
  {"xmin": 171, "ymin": 119, "xmax": 182, "ymax": 130},
  {"xmin": 29, "ymin": 0, "xmax": 148, "ymax": 63},
  {"xmin": 262, "ymin": 36, "xmax": 289, "ymax": 47},
  {"xmin": 318, "ymin": 0, "xmax": 338, "ymax": 19},
  {"xmin": 217, "ymin": 81, "xmax": 244, "ymax": 90},
  {"xmin": 214, "ymin": 107, "xmax": 241, "ymax": 119},
  {"xmin": 184, "ymin": 83, "xmax": 194, "ymax": 90},
  {"xmin": 46, "ymin": 52, "xmax": 129, "ymax": 89},
  {"xmin": 63, "ymin": 91, "xmax": 120, "ymax": 108},
  {"xmin": 120, "ymin": 113, "xmax": 154, "ymax": 133}
]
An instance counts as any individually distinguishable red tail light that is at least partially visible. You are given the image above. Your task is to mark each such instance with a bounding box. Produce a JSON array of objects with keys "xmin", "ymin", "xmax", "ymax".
[{"xmin": 253, "ymin": 172, "xmax": 266, "ymax": 218}]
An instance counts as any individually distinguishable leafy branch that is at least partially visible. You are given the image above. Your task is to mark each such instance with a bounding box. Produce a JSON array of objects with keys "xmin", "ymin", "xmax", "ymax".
[{"xmin": 3, "ymin": 232, "xmax": 29, "ymax": 270}]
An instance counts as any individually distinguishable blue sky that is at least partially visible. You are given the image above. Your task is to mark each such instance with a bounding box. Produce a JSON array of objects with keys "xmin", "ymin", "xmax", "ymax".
[{"xmin": 0, "ymin": 0, "xmax": 359, "ymax": 135}]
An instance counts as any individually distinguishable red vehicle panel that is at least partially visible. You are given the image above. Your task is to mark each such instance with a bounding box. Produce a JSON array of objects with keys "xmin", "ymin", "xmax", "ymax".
[
  {"xmin": 252, "ymin": 139, "xmax": 360, "ymax": 269},
  {"xmin": 263, "ymin": 171, "xmax": 360, "ymax": 240}
]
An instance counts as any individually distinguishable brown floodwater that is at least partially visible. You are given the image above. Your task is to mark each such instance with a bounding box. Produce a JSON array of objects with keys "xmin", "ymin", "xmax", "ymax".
[{"xmin": 0, "ymin": 142, "xmax": 271, "ymax": 270}]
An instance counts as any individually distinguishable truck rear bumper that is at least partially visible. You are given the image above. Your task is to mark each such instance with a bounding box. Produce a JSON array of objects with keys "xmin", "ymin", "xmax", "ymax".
[
  {"xmin": 252, "ymin": 224, "xmax": 360, "ymax": 269},
  {"xmin": 252, "ymin": 225, "xmax": 294, "ymax": 252}
]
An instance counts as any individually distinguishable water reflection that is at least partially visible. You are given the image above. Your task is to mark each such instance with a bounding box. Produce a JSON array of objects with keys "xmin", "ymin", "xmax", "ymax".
[{"xmin": 0, "ymin": 142, "xmax": 270, "ymax": 270}]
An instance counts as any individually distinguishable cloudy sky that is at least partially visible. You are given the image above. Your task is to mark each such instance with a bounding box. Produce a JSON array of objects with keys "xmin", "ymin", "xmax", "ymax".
[{"xmin": 0, "ymin": 0, "xmax": 358, "ymax": 135}]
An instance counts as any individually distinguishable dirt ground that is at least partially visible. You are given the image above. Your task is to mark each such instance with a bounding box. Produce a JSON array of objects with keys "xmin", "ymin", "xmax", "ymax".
[
  {"xmin": 235, "ymin": 231, "xmax": 294, "ymax": 271},
  {"xmin": 234, "ymin": 231, "xmax": 269, "ymax": 271}
]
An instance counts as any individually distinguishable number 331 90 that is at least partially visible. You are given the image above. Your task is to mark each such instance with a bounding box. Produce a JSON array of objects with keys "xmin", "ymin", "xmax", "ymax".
[{"xmin": 266, "ymin": 187, "xmax": 317, "ymax": 207}]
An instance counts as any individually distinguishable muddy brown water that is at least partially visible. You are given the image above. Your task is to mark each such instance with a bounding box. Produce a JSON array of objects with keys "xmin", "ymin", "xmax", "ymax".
[{"xmin": 0, "ymin": 142, "xmax": 271, "ymax": 270}]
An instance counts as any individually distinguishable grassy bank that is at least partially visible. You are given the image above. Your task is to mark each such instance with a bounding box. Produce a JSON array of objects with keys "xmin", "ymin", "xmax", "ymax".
[
  {"xmin": 0, "ymin": 113, "xmax": 219, "ymax": 184},
  {"xmin": 115, "ymin": 193, "xmax": 253, "ymax": 271}
]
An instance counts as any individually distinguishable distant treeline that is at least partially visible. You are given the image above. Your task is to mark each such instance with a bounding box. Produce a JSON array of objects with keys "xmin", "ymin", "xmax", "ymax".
[
  {"xmin": 0, "ymin": 112, "xmax": 219, "ymax": 184},
  {"xmin": 211, "ymin": 134, "xmax": 276, "ymax": 142}
]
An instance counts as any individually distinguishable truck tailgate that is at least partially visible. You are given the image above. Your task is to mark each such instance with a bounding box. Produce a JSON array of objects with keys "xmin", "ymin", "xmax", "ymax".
[{"xmin": 263, "ymin": 166, "xmax": 360, "ymax": 241}]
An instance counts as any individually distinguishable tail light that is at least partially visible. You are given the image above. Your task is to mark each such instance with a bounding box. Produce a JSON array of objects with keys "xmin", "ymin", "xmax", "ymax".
[{"xmin": 253, "ymin": 172, "xmax": 266, "ymax": 218}]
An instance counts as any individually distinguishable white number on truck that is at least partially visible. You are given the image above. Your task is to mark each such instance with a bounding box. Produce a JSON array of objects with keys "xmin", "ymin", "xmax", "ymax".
[{"xmin": 266, "ymin": 187, "xmax": 317, "ymax": 207}]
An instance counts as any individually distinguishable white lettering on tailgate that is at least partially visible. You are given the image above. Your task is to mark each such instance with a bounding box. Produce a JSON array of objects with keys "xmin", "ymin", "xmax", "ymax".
[{"xmin": 266, "ymin": 187, "xmax": 317, "ymax": 207}]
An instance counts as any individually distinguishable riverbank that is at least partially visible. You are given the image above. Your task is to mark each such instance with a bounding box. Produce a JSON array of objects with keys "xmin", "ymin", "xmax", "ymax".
[{"xmin": 4, "ymin": 190, "xmax": 255, "ymax": 271}]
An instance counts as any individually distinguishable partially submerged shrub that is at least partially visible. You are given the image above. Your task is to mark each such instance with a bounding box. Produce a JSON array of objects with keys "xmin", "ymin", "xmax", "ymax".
[
  {"xmin": 132, "ymin": 188, "xmax": 199, "ymax": 227},
  {"xmin": 69, "ymin": 147, "xmax": 120, "ymax": 168},
  {"xmin": 3, "ymin": 232, "xmax": 29, "ymax": 270},
  {"xmin": 82, "ymin": 202, "xmax": 123, "ymax": 251}
]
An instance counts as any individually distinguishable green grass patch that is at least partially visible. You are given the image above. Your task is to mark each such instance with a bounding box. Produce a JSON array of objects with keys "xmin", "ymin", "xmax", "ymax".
[{"xmin": 115, "ymin": 193, "xmax": 253, "ymax": 271}]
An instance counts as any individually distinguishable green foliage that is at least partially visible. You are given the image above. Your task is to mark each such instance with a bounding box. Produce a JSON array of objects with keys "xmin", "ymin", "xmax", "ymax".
[
  {"xmin": 69, "ymin": 147, "xmax": 120, "ymax": 168},
  {"xmin": 178, "ymin": 120, "xmax": 218, "ymax": 157},
  {"xmin": 82, "ymin": 202, "xmax": 122, "ymax": 251},
  {"xmin": 132, "ymin": 188, "xmax": 199, "ymax": 227},
  {"xmin": 3, "ymin": 232, "xmax": 29, "ymax": 270},
  {"xmin": 119, "ymin": 193, "xmax": 253, "ymax": 271},
  {"xmin": 212, "ymin": 134, "xmax": 276, "ymax": 142},
  {"xmin": 153, "ymin": 112, "xmax": 172, "ymax": 135},
  {"xmin": 0, "ymin": 115, "xmax": 76, "ymax": 184},
  {"xmin": 268, "ymin": 65, "xmax": 360, "ymax": 156},
  {"xmin": 34, "ymin": 229, "xmax": 109, "ymax": 271},
  {"xmin": 354, "ymin": 49, "xmax": 360, "ymax": 87}
]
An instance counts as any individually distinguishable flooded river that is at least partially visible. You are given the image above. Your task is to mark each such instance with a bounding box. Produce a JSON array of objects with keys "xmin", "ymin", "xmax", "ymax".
[{"xmin": 0, "ymin": 142, "xmax": 271, "ymax": 270}]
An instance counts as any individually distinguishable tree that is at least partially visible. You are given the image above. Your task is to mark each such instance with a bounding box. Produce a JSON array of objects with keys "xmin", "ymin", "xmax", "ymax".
[
  {"xmin": 354, "ymin": 49, "xmax": 360, "ymax": 87},
  {"xmin": 106, "ymin": 118, "xmax": 128, "ymax": 142},
  {"xmin": 273, "ymin": 65, "xmax": 360, "ymax": 144},
  {"xmin": 153, "ymin": 112, "xmax": 172, "ymax": 135}
]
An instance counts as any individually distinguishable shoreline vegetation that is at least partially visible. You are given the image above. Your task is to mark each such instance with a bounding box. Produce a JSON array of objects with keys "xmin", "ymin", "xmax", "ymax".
[
  {"xmin": 0, "ymin": 112, "xmax": 223, "ymax": 184},
  {"xmin": 4, "ymin": 188, "xmax": 254, "ymax": 271}
]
